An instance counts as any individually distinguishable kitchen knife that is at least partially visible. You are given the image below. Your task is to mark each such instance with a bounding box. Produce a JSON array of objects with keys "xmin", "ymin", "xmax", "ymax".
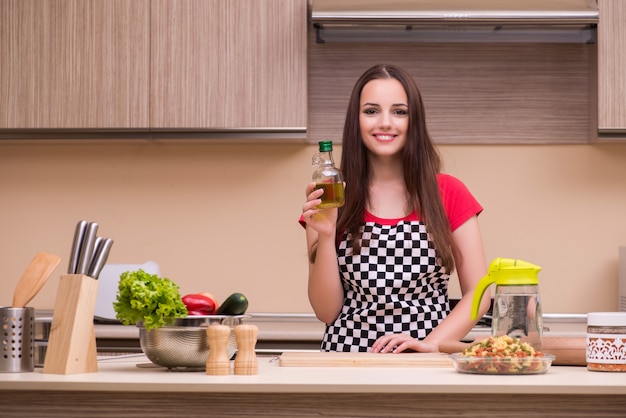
[
  {"xmin": 88, "ymin": 238, "xmax": 113, "ymax": 280},
  {"xmin": 92, "ymin": 236, "xmax": 104, "ymax": 259},
  {"xmin": 68, "ymin": 220, "xmax": 88, "ymax": 274},
  {"xmin": 86, "ymin": 236, "xmax": 104, "ymax": 274},
  {"xmin": 76, "ymin": 222, "xmax": 98, "ymax": 275}
]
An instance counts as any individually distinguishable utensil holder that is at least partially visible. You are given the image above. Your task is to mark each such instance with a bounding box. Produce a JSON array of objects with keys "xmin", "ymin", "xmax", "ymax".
[
  {"xmin": 43, "ymin": 274, "xmax": 98, "ymax": 374},
  {"xmin": 0, "ymin": 307, "xmax": 35, "ymax": 373}
]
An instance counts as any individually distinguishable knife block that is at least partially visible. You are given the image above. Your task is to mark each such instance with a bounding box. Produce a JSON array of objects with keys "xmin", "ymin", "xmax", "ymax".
[{"xmin": 43, "ymin": 274, "xmax": 98, "ymax": 374}]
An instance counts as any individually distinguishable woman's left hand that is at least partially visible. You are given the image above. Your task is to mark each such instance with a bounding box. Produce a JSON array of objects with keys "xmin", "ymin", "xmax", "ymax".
[{"xmin": 371, "ymin": 334, "xmax": 438, "ymax": 353}]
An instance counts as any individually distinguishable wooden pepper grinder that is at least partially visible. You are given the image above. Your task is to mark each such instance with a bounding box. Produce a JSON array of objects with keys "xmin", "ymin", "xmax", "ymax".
[
  {"xmin": 205, "ymin": 324, "xmax": 231, "ymax": 375},
  {"xmin": 234, "ymin": 324, "xmax": 259, "ymax": 375}
]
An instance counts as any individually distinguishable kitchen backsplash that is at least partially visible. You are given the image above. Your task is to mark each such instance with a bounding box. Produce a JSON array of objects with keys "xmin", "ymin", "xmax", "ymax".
[{"xmin": 1, "ymin": 141, "xmax": 625, "ymax": 314}]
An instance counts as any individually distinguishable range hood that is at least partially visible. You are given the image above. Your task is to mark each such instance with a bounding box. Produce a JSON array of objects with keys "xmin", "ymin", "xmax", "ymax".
[{"xmin": 312, "ymin": 0, "xmax": 599, "ymax": 44}]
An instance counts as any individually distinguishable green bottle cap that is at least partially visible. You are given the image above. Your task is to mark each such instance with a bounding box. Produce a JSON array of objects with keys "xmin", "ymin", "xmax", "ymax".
[{"xmin": 318, "ymin": 140, "xmax": 333, "ymax": 152}]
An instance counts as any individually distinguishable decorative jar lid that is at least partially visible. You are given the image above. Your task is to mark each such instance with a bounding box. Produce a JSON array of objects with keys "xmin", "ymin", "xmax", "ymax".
[{"xmin": 587, "ymin": 312, "xmax": 626, "ymax": 327}]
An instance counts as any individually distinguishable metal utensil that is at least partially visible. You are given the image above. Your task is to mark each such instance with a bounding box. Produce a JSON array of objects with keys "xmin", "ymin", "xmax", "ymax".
[
  {"xmin": 12, "ymin": 252, "xmax": 61, "ymax": 308},
  {"xmin": 68, "ymin": 219, "xmax": 114, "ymax": 278},
  {"xmin": 88, "ymin": 238, "xmax": 114, "ymax": 279},
  {"xmin": 67, "ymin": 220, "xmax": 87, "ymax": 274},
  {"xmin": 92, "ymin": 236, "xmax": 104, "ymax": 261},
  {"xmin": 76, "ymin": 222, "xmax": 98, "ymax": 275}
]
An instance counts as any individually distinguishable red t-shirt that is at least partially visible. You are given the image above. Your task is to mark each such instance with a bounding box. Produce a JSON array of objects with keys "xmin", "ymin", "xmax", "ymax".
[{"xmin": 300, "ymin": 173, "xmax": 482, "ymax": 231}]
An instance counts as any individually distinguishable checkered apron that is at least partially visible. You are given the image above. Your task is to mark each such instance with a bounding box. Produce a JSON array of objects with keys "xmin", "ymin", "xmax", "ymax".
[{"xmin": 321, "ymin": 219, "xmax": 450, "ymax": 352}]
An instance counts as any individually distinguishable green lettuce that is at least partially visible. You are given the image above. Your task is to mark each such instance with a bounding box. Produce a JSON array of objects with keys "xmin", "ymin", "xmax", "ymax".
[{"xmin": 113, "ymin": 269, "xmax": 188, "ymax": 330}]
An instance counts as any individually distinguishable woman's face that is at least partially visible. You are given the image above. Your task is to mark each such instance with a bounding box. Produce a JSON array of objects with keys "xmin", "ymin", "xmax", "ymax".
[{"xmin": 359, "ymin": 78, "xmax": 409, "ymax": 158}]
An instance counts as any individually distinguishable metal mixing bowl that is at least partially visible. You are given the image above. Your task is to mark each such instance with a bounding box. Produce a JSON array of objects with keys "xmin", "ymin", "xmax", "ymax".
[{"xmin": 138, "ymin": 315, "xmax": 247, "ymax": 369}]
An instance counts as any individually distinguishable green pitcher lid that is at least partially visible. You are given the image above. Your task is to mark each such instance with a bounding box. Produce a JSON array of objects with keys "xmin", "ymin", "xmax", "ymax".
[
  {"xmin": 470, "ymin": 258, "xmax": 541, "ymax": 320},
  {"xmin": 485, "ymin": 258, "xmax": 541, "ymax": 285}
]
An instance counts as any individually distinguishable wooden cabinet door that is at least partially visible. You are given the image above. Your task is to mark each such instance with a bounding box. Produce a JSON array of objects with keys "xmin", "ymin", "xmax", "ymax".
[
  {"xmin": 598, "ymin": 0, "xmax": 626, "ymax": 132},
  {"xmin": 150, "ymin": 0, "xmax": 307, "ymax": 129},
  {"xmin": 0, "ymin": 0, "xmax": 150, "ymax": 129}
]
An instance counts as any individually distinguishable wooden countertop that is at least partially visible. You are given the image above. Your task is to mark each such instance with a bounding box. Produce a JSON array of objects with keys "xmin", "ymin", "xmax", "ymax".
[
  {"xmin": 2, "ymin": 354, "xmax": 625, "ymax": 418},
  {"xmin": 17, "ymin": 313, "xmax": 603, "ymax": 417},
  {"xmin": 0, "ymin": 354, "xmax": 623, "ymax": 395}
]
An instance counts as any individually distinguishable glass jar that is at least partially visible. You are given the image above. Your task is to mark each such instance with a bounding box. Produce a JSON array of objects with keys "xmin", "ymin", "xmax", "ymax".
[{"xmin": 586, "ymin": 312, "xmax": 626, "ymax": 372}]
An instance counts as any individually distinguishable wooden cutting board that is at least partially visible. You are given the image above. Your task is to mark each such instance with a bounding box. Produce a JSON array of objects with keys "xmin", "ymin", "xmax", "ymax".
[{"xmin": 278, "ymin": 351, "xmax": 452, "ymax": 368}]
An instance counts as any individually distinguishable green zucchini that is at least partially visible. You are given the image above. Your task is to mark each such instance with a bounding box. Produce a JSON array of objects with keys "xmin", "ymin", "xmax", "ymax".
[{"xmin": 216, "ymin": 292, "xmax": 249, "ymax": 315}]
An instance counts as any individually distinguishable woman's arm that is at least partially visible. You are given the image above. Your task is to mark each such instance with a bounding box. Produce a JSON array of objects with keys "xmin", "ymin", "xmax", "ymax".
[
  {"xmin": 371, "ymin": 215, "xmax": 491, "ymax": 353},
  {"xmin": 302, "ymin": 183, "xmax": 345, "ymax": 324},
  {"xmin": 422, "ymin": 215, "xmax": 491, "ymax": 346}
]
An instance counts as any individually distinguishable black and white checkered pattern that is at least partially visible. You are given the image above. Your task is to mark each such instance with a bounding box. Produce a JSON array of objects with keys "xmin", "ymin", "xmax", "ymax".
[{"xmin": 322, "ymin": 220, "xmax": 449, "ymax": 352}]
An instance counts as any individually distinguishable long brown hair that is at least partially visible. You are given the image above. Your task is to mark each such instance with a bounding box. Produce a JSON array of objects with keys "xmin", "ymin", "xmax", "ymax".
[{"xmin": 337, "ymin": 64, "xmax": 456, "ymax": 273}]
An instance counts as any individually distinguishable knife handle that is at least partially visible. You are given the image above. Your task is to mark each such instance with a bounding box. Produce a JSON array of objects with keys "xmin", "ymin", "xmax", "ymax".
[
  {"xmin": 77, "ymin": 222, "xmax": 98, "ymax": 275},
  {"xmin": 88, "ymin": 238, "xmax": 113, "ymax": 279},
  {"xmin": 68, "ymin": 220, "xmax": 88, "ymax": 274},
  {"xmin": 92, "ymin": 236, "xmax": 103, "ymax": 259}
]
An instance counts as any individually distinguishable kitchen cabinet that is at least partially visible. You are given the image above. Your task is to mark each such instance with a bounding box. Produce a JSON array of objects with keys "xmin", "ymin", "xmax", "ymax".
[
  {"xmin": 597, "ymin": 0, "xmax": 626, "ymax": 135},
  {"xmin": 309, "ymin": 40, "xmax": 594, "ymax": 145},
  {"xmin": 150, "ymin": 0, "xmax": 307, "ymax": 130},
  {"xmin": 0, "ymin": 0, "xmax": 150, "ymax": 129},
  {"xmin": 0, "ymin": 0, "xmax": 306, "ymax": 135}
]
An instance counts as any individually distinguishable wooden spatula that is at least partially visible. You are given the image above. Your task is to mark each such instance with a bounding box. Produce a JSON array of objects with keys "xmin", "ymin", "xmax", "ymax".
[{"xmin": 12, "ymin": 252, "xmax": 61, "ymax": 308}]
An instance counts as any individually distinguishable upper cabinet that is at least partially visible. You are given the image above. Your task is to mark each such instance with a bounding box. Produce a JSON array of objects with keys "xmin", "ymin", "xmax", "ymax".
[
  {"xmin": 0, "ymin": 0, "xmax": 306, "ymax": 134},
  {"xmin": 597, "ymin": 0, "xmax": 626, "ymax": 135},
  {"xmin": 0, "ymin": 0, "xmax": 150, "ymax": 129},
  {"xmin": 309, "ymin": 41, "xmax": 594, "ymax": 145},
  {"xmin": 150, "ymin": 0, "xmax": 307, "ymax": 130}
]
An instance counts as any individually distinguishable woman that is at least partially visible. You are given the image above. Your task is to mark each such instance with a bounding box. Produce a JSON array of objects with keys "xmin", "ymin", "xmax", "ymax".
[{"xmin": 301, "ymin": 64, "xmax": 491, "ymax": 353}]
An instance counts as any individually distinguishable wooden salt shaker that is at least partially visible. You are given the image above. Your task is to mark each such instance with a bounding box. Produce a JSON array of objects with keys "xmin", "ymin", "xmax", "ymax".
[
  {"xmin": 205, "ymin": 324, "xmax": 231, "ymax": 375},
  {"xmin": 234, "ymin": 324, "xmax": 258, "ymax": 375}
]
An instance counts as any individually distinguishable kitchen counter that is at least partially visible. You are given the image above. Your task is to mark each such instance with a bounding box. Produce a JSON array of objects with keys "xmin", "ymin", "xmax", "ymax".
[
  {"xmin": 32, "ymin": 312, "xmax": 329, "ymax": 356},
  {"xmin": 90, "ymin": 312, "xmax": 587, "ymax": 347},
  {"xmin": 1, "ymin": 354, "xmax": 624, "ymax": 417},
  {"xmin": 94, "ymin": 313, "xmax": 328, "ymax": 341},
  {"xmin": 91, "ymin": 313, "xmax": 330, "ymax": 353}
]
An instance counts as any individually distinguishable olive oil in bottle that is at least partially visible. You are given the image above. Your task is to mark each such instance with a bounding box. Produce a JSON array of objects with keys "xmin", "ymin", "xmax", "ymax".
[{"xmin": 312, "ymin": 140, "xmax": 344, "ymax": 209}]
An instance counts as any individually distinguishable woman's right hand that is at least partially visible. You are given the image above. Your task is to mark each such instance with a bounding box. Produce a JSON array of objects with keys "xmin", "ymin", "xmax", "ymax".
[
  {"xmin": 302, "ymin": 182, "xmax": 338, "ymax": 238},
  {"xmin": 303, "ymin": 182, "xmax": 344, "ymax": 324}
]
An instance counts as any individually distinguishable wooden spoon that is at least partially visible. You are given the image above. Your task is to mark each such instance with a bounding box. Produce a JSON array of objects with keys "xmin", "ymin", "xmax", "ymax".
[{"xmin": 12, "ymin": 252, "xmax": 61, "ymax": 308}]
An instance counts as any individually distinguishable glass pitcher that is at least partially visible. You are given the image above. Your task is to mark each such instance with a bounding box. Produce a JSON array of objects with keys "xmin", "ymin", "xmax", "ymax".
[{"xmin": 471, "ymin": 258, "xmax": 543, "ymax": 350}]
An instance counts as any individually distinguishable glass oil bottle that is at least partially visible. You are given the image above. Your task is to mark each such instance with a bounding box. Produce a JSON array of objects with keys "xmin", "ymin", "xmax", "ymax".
[{"xmin": 312, "ymin": 140, "xmax": 344, "ymax": 209}]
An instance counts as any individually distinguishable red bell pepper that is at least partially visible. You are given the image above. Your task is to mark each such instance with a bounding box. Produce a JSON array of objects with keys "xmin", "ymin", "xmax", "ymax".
[{"xmin": 182, "ymin": 293, "xmax": 216, "ymax": 315}]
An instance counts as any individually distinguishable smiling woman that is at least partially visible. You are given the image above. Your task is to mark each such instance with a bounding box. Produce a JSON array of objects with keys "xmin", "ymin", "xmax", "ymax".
[
  {"xmin": 358, "ymin": 77, "xmax": 409, "ymax": 161},
  {"xmin": 301, "ymin": 64, "xmax": 491, "ymax": 354}
]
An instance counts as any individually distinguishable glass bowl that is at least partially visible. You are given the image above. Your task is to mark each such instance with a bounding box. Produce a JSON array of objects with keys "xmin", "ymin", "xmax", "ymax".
[{"xmin": 450, "ymin": 353, "xmax": 555, "ymax": 375}]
